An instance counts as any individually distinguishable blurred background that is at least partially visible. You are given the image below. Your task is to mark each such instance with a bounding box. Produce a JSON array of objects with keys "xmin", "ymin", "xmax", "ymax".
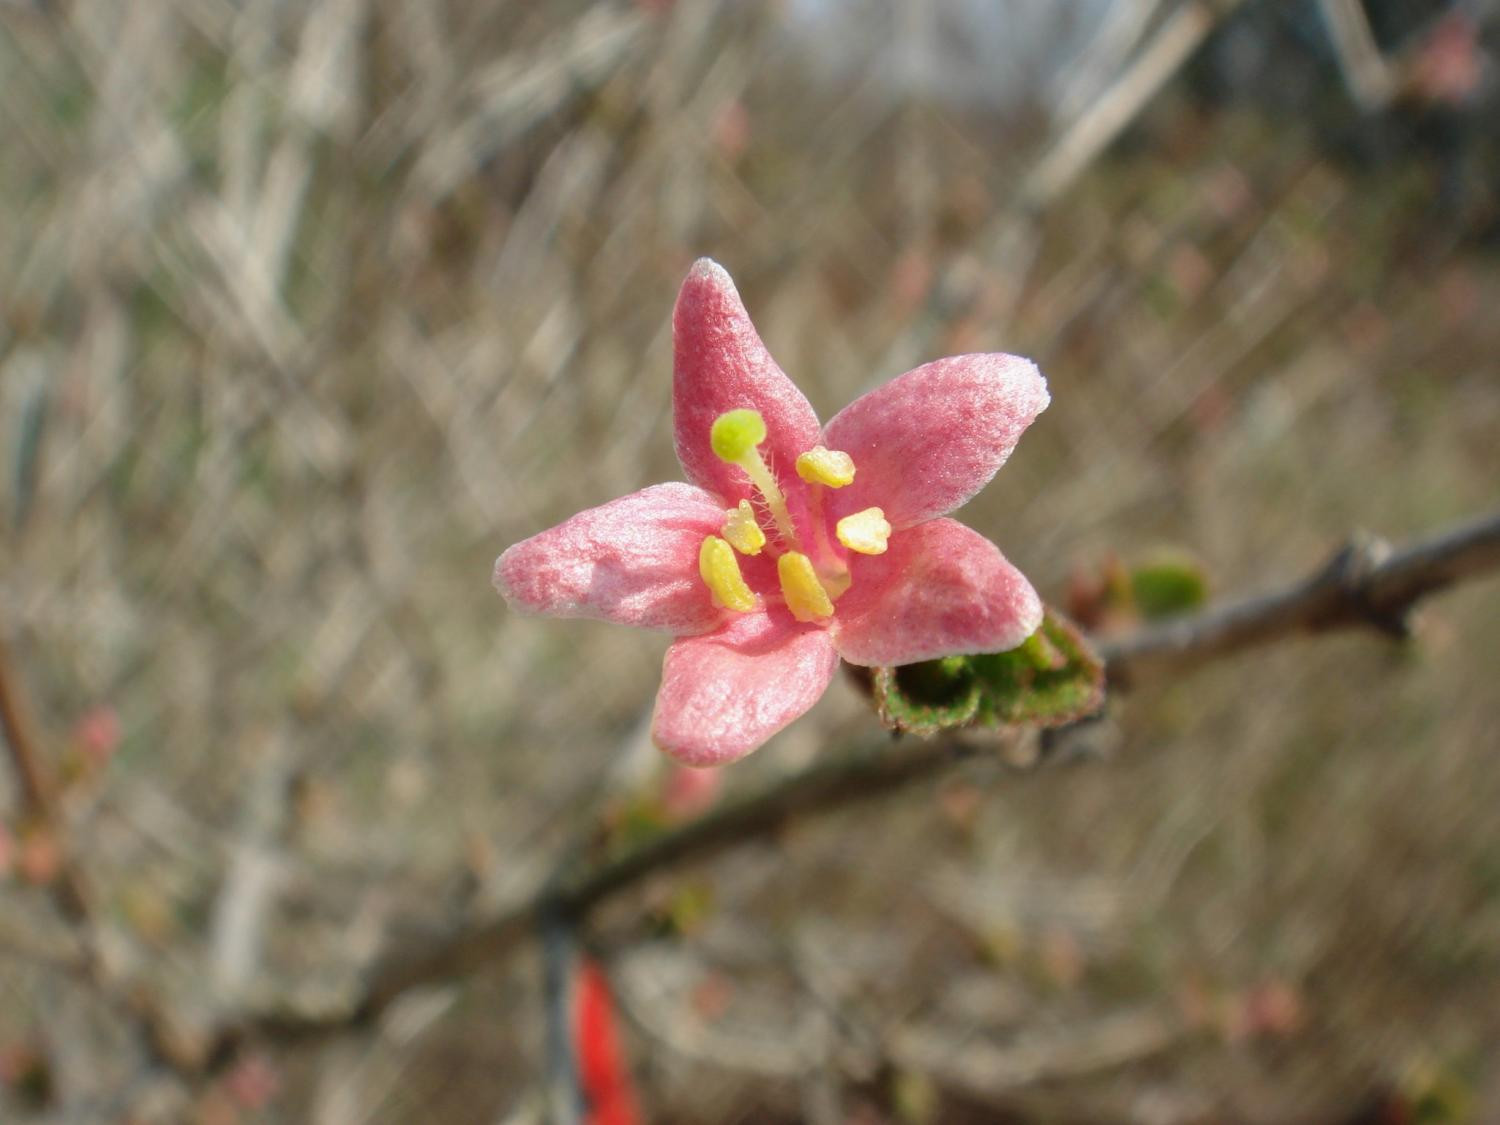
[{"xmin": 2, "ymin": 0, "xmax": 1499, "ymax": 1121}]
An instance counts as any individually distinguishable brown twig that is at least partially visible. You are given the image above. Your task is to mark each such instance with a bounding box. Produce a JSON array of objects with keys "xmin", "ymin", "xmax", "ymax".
[
  {"xmin": 215, "ymin": 730, "xmax": 992, "ymax": 1059},
  {"xmin": 0, "ymin": 635, "xmax": 92, "ymax": 921},
  {"xmin": 1098, "ymin": 508, "xmax": 1500, "ymax": 684},
  {"xmin": 0, "ymin": 635, "xmax": 198, "ymax": 1073}
]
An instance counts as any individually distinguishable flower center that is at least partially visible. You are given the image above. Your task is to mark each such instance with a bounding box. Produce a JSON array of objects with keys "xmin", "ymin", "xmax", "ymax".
[{"xmin": 701, "ymin": 410, "xmax": 889, "ymax": 623}]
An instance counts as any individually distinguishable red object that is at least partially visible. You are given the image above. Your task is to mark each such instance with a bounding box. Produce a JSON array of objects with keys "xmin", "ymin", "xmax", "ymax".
[
  {"xmin": 73, "ymin": 706, "xmax": 121, "ymax": 767},
  {"xmin": 661, "ymin": 762, "xmax": 723, "ymax": 820},
  {"xmin": 575, "ymin": 959, "xmax": 641, "ymax": 1125},
  {"xmin": 1412, "ymin": 13, "xmax": 1481, "ymax": 106}
]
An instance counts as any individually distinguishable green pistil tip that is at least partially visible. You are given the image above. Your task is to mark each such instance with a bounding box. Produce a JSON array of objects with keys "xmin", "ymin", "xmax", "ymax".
[{"xmin": 710, "ymin": 409, "xmax": 767, "ymax": 464}]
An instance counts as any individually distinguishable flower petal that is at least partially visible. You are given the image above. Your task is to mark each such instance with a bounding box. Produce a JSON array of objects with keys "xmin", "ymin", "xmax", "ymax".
[
  {"xmin": 822, "ymin": 353, "xmax": 1048, "ymax": 530},
  {"xmin": 832, "ymin": 518, "xmax": 1042, "ymax": 666},
  {"xmin": 652, "ymin": 610, "xmax": 839, "ymax": 766},
  {"xmin": 673, "ymin": 259, "xmax": 822, "ymax": 503},
  {"xmin": 494, "ymin": 482, "xmax": 726, "ymax": 635}
]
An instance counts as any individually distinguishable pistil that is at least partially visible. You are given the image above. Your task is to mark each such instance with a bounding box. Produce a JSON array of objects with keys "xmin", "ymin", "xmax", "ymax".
[{"xmin": 710, "ymin": 410, "xmax": 797, "ymax": 547}]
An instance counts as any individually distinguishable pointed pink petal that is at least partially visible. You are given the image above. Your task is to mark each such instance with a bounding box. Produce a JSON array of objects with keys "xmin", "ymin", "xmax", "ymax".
[
  {"xmin": 652, "ymin": 610, "xmax": 839, "ymax": 766},
  {"xmin": 673, "ymin": 259, "xmax": 822, "ymax": 504},
  {"xmin": 822, "ymin": 353, "xmax": 1048, "ymax": 530},
  {"xmin": 494, "ymin": 482, "xmax": 725, "ymax": 635},
  {"xmin": 833, "ymin": 518, "xmax": 1042, "ymax": 666}
]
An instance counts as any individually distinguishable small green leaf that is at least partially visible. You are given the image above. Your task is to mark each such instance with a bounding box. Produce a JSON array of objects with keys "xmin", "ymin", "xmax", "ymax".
[
  {"xmin": 1130, "ymin": 552, "xmax": 1208, "ymax": 620},
  {"xmin": 871, "ymin": 608, "xmax": 1105, "ymax": 735}
]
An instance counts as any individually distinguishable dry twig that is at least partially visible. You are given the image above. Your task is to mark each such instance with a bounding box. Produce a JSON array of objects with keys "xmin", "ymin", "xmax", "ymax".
[
  {"xmin": 1021, "ymin": 0, "xmax": 1250, "ymax": 209},
  {"xmin": 1317, "ymin": 0, "xmax": 1398, "ymax": 110},
  {"xmin": 1099, "ymin": 508, "xmax": 1500, "ymax": 683},
  {"xmin": 890, "ymin": 1006, "xmax": 1187, "ymax": 1094},
  {"xmin": 0, "ymin": 635, "xmax": 92, "ymax": 923},
  {"xmin": 0, "ymin": 636, "xmax": 198, "ymax": 1073}
]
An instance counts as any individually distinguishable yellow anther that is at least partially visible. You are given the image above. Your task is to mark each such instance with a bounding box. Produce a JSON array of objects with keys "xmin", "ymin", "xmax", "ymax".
[
  {"xmin": 699, "ymin": 536, "xmax": 756, "ymax": 613},
  {"xmin": 710, "ymin": 409, "xmax": 767, "ymax": 464},
  {"xmin": 795, "ymin": 446, "xmax": 856, "ymax": 488},
  {"xmin": 722, "ymin": 500, "xmax": 766, "ymax": 556},
  {"xmin": 777, "ymin": 551, "xmax": 835, "ymax": 622},
  {"xmin": 835, "ymin": 507, "xmax": 891, "ymax": 555}
]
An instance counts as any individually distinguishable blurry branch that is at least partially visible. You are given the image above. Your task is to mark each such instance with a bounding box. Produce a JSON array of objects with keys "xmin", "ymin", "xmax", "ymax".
[
  {"xmin": 541, "ymin": 914, "xmax": 583, "ymax": 1125},
  {"xmin": 76, "ymin": 509, "xmax": 1500, "ymax": 1072},
  {"xmin": 413, "ymin": 7, "xmax": 645, "ymax": 198},
  {"xmin": 222, "ymin": 727, "xmax": 997, "ymax": 1059},
  {"xmin": 890, "ymin": 1006, "xmax": 1187, "ymax": 1096},
  {"xmin": 1099, "ymin": 508, "xmax": 1500, "ymax": 683},
  {"xmin": 0, "ymin": 635, "xmax": 91, "ymax": 921},
  {"xmin": 1317, "ymin": 0, "xmax": 1397, "ymax": 110},
  {"xmin": 0, "ymin": 636, "xmax": 196, "ymax": 1072},
  {"xmin": 614, "ymin": 948, "xmax": 837, "ymax": 1079},
  {"xmin": 1022, "ymin": 0, "xmax": 1249, "ymax": 209},
  {"xmin": 0, "ymin": 913, "xmax": 85, "ymax": 975},
  {"xmin": 209, "ymin": 734, "xmax": 295, "ymax": 999},
  {"xmin": 1053, "ymin": 0, "xmax": 1170, "ymax": 122}
]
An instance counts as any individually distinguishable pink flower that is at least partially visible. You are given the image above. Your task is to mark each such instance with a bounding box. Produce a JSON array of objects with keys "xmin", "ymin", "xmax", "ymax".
[{"xmin": 495, "ymin": 260, "xmax": 1047, "ymax": 766}]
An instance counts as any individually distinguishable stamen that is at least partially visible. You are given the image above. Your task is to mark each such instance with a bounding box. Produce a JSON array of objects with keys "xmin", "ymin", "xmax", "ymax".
[
  {"xmin": 709, "ymin": 409, "xmax": 797, "ymax": 547},
  {"xmin": 777, "ymin": 551, "xmax": 835, "ymax": 622},
  {"xmin": 699, "ymin": 536, "xmax": 756, "ymax": 612},
  {"xmin": 795, "ymin": 446, "xmax": 856, "ymax": 488},
  {"xmin": 805, "ymin": 485, "xmax": 849, "ymax": 599},
  {"xmin": 722, "ymin": 500, "xmax": 766, "ymax": 556},
  {"xmin": 818, "ymin": 566, "xmax": 851, "ymax": 601},
  {"xmin": 835, "ymin": 507, "xmax": 891, "ymax": 555}
]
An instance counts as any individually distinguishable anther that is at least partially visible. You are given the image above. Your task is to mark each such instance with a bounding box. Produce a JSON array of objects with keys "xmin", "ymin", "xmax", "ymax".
[
  {"xmin": 699, "ymin": 536, "xmax": 756, "ymax": 612},
  {"xmin": 777, "ymin": 551, "xmax": 835, "ymax": 622},
  {"xmin": 795, "ymin": 446, "xmax": 856, "ymax": 488},
  {"xmin": 722, "ymin": 500, "xmax": 766, "ymax": 556},
  {"xmin": 835, "ymin": 507, "xmax": 891, "ymax": 555}
]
